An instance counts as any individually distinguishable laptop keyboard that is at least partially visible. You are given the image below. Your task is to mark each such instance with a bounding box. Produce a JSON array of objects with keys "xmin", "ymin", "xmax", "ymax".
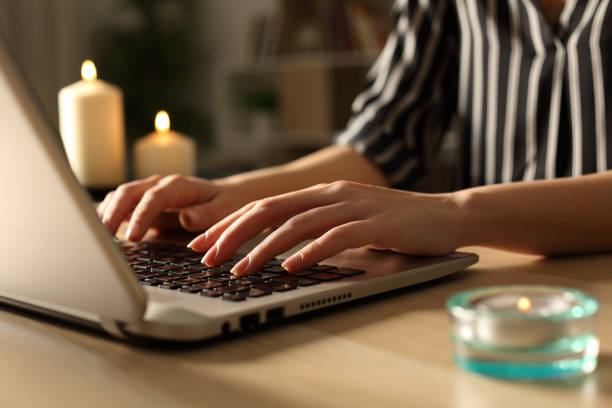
[{"xmin": 118, "ymin": 241, "xmax": 365, "ymax": 302}]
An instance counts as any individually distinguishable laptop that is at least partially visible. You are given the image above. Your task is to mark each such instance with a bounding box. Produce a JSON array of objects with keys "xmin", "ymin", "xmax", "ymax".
[{"xmin": 0, "ymin": 36, "xmax": 478, "ymax": 342}]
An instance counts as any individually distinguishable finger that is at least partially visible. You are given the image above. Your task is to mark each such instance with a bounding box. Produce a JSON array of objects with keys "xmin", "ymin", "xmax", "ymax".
[
  {"xmin": 192, "ymin": 183, "xmax": 331, "ymax": 252},
  {"xmin": 202, "ymin": 188, "xmax": 337, "ymax": 267},
  {"xmin": 281, "ymin": 220, "xmax": 373, "ymax": 272},
  {"xmin": 97, "ymin": 191, "xmax": 115, "ymax": 218},
  {"xmin": 126, "ymin": 175, "xmax": 215, "ymax": 241},
  {"xmin": 180, "ymin": 193, "xmax": 244, "ymax": 233},
  {"xmin": 102, "ymin": 175, "xmax": 162, "ymax": 235},
  {"xmin": 186, "ymin": 201, "xmax": 256, "ymax": 253},
  {"xmin": 231, "ymin": 202, "xmax": 357, "ymax": 275}
]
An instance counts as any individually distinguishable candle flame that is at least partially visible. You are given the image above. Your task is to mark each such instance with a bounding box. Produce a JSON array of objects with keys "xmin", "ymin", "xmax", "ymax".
[
  {"xmin": 517, "ymin": 297, "xmax": 532, "ymax": 312},
  {"xmin": 155, "ymin": 111, "xmax": 170, "ymax": 132},
  {"xmin": 81, "ymin": 60, "xmax": 97, "ymax": 81}
]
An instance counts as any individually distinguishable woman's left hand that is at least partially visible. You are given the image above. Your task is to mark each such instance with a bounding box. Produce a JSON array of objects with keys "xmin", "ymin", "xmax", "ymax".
[{"xmin": 187, "ymin": 181, "xmax": 465, "ymax": 276}]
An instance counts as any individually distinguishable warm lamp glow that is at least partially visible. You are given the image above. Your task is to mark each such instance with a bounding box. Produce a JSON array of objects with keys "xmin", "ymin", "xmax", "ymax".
[
  {"xmin": 517, "ymin": 297, "xmax": 532, "ymax": 312},
  {"xmin": 81, "ymin": 60, "xmax": 97, "ymax": 81},
  {"xmin": 155, "ymin": 111, "xmax": 170, "ymax": 132}
]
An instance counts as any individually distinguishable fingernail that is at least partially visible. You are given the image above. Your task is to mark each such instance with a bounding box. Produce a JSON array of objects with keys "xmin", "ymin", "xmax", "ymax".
[
  {"xmin": 183, "ymin": 210, "xmax": 199, "ymax": 227},
  {"xmin": 231, "ymin": 254, "xmax": 251, "ymax": 275},
  {"xmin": 203, "ymin": 244, "xmax": 218, "ymax": 266},
  {"xmin": 187, "ymin": 231, "xmax": 207, "ymax": 251},
  {"xmin": 126, "ymin": 224, "xmax": 135, "ymax": 241},
  {"xmin": 282, "ymin": 253, "xmax": 303, "ymax": 272}
]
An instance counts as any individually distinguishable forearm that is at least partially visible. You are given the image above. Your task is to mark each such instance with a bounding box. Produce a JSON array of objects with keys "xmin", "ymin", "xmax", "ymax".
[
  {"xmin": 217, "ymin": 144, "xmax": 389, "ymax": 200},
  {"xmin": 454, "ymin": 171, "xmax": 612, "ymax": 255}
]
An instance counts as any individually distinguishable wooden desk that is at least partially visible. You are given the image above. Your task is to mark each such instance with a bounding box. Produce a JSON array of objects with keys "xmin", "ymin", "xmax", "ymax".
[{"xmin": 1, "ymin": 246, "xmax": 611, "ymax": 407}]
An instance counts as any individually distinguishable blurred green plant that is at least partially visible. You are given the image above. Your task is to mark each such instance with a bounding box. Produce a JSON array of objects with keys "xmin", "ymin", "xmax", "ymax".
[{"xmin": 93, "ymin": 0, "xmax": 210, "ymax": 157}]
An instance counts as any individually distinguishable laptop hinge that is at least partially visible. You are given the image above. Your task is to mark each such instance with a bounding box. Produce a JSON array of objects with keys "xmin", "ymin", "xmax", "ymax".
[{"xmin": 100, "ymin": 317, "xmax": 128, "ymax": 339}]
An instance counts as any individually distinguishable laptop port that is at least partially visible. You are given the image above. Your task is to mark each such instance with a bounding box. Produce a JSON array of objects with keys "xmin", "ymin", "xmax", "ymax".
[
  {"xmin": 240, "ymin": 313, "xmax": 260, "ymax": 331},
  {"xmin": 266, "ymin": 307, "xmax": 284, "ymax": 323}
]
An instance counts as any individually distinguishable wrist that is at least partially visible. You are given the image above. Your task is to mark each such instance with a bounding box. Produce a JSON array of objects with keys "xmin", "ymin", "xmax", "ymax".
[{"xmin": 446, "ymin": 188, "xmax": 478, "ymax": 249}]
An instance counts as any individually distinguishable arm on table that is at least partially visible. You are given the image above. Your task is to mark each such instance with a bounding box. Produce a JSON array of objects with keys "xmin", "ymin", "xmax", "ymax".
[
  {"xmin": 190, "ymin": 170, "xmax": 612, "ymax": 275},
  {"xmin": 456, "ymin": 170, "xmax": 612, "ymax": 256},
  {"xmin": 98, "ymin": 145, "xmax": 387, "ymax": 241}
]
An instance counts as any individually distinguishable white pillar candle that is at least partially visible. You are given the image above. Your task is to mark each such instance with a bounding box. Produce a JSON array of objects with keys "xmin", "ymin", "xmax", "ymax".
[
  {"xmin": 134, "ymin": 111, "xmax": 196, "ymax": 179},
  {"xmin": 58, "ymin": 60, "xmax": 126, "ymax": 188}
]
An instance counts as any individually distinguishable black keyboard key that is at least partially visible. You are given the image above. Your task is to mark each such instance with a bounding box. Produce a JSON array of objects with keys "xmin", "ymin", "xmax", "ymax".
[
  {"xmin": 258, "ymin": 271, "xmax": 285, "ymax": 280},
  {"xmin": 216, "ymin": 285, "xmax": 250, "ymax": 293},
  {"xmin": 233, "ymin": 278, "xmax": 258, "ymax": 286},
  {"xmin": 179, "ymin": 286, "xmax": 202, "ymax": 294},
  {"xmin": 262, "ymin": 265, "xmax": 288, "ymax": 274},
  {"xmin": 169, "ymin": 269, "xmax": 192, "ymax": 277},
  {"xmin": 195, "ymin": 281, "xmax": 222, "ymax": 290},
  {"xmin": 246, "ymin": 288, "xmax": 271, "ymax": 297},
  {"xmin": 152, "ymin": 257, "xmax": 175, "ymax": 265},
  {"xmin": 135, "ymin": 271, "xmax": 163, "ymax": 279},
  {"xmin": 133, "ymin": 262, "xmax": 158, "ymax": 270},
  {"xmin": 186, "ymin": 264, "xmax": 210, "ymax": 271},
  {"xmin": 222, "ymin": 293, "xmax": 247, "ymax": 302},
  {"xmin": 188, "ymin": 272, "xmax": 211, "ymax": 280},
  {"xmin": 155, "ymin": 274, "xmax": 178, "ymax": 282},
  {"xmin": 150, "ymin": 265, "xmax": 179, "ymax": 273},
  {"xmin": 254, "ymin": 282, "xmax": 297, "ymax": 292},
  {"xmin": 174, "ymin": 278, "xmax": 203, "ymax": 286},
  {"xmin": 141, "ymin": 279, "xmax": 162, "ymax": 286},
  {"xmin": 308, "ymin": 272, "xmax": 343, "ymax": 282},
  {"xmin": 272, "ymin": 276, "xmax": 320, "ymax": 287},
  {"xmin": 333, "ymin": 267, "xmax": 365, "ymax": 277},
  {"xmin": 307, "ymin": 264, "xmax": 335, "ymax": 272},
  {"xmin": 159, "ymin": 283, "xmax": 182, "ymax": 290},
  {"xmin": 200, "ymin": 289, "xmax": 223, "ymax": 297},
  {"xmin": 169, "ymin": 260, "xmax": 199, "ymax": 267}
]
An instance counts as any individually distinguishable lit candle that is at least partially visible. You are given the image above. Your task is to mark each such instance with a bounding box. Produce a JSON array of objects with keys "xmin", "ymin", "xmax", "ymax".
[
  {"xmin": 58, "ymin": 60, "xmax": 126, "ymax": 188},
  {"xmin": 133, "ymin": 110, "xmax": 196, "ymax": 179}
]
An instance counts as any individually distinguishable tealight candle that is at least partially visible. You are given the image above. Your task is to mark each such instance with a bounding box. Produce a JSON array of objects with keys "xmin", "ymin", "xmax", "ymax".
[
  {"xmin": 133, "ymin": 110, "xmax": 196, "ymax": 179},
  {"xmin": 447, "ymin": 286, "xmax": 599, "ymax": 379},
  {"xmin": 58, "ymin": 60, "xmax": 126, "ymax": 188}
]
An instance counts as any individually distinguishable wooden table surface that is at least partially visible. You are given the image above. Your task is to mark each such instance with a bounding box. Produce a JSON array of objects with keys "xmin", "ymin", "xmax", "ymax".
[{"xmin": 1, "ymin": 246, "xmax": 611, "ymax": 407}]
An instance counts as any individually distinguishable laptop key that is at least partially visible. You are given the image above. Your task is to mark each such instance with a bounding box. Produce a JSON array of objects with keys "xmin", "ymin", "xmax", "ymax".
[
  {"xmin": 222, "ymin": 293, "xmax": 247, "ymax": 302},
  {"xmin": 200, "ymin": 289, "xmax": 223, "ymax": 297},
  {"xmin": 261, "ymin": 265, "xmax": 288, "ymax": 274},
  {"xmin": 332, "ymin": 267, "xmax": 365, "ymax": 277},
  {"xmin": 150, "ymin": 265, "xmax": 179, "ymax": 273},
  {"xmin": 169, "ymin": 260, "xmax": 199, "ymax": 267},
  {"xmin": 307, "ymin": 264, "xmax": 335, "ymax": 273},
  {"xmin": 174, "ymin": 278, "xmax": 203, "ymax": 285},
  {"xmin": 135, "ymin": 271, "xmax": 163, "ymax": 279},
  {"xmin": 254, "ymin": 282, "xmax": 297, "ymax": 292},
  {"xmin": 155, "ymin": 274, "xmax": 179, "ymax": 282},
  {"xmin": 216, "ymin": 285, "xmax": 250, "ymax": 293},
  {"xmin": 246, "ymin": 288, "xmax": 271, "ymax": 297},
  {"xmin": 195, "ymin": 281, "xmax": 222, "ymax": 290},
  {"xmin": 179, "ymin": 286, "xmax": 202, "ymax": 294},
  {"xmin": 272, "ymin": 276, "xmax": 320, "ymax": 287},
  {"xmin": 141, "ymin": 279, "xmax": 162, "ymax": 286},
  {"xmin": 307, "ymin": 272, "xmax": 343, "ymax": 282},
  {"xmin": 159, "ymin": 283, "xmax": 182, "ymax": 290},
  {"xmin": 188, "ymin": 272, "xmax": 211, "ymax": 280},
  {"xmin": 233, "ymin": 278, "xmax": 257, "ymax": 286}
]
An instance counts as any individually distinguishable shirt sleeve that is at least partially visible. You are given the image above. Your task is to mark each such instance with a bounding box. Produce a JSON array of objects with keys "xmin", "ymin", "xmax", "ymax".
[{"xmin": 334, "ymin": 0, "xmax": 458, "ymax": 189}]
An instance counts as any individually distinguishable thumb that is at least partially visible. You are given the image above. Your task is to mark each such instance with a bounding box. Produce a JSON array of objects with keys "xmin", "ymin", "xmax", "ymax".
[{"xmin": 178, "ymin": 196, "xmax": 229, "ymax": 232}]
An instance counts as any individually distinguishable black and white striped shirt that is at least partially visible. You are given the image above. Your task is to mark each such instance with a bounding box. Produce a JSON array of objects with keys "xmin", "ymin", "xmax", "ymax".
[{"xmin": 336, "ymin": 0, "xmax": 612, "ymax": 189}]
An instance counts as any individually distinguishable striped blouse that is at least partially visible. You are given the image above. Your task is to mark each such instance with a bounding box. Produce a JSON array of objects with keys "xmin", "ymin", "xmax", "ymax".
[{"xmin": 335, "ymin": 0, "xmax": 612, "ymax": 189}]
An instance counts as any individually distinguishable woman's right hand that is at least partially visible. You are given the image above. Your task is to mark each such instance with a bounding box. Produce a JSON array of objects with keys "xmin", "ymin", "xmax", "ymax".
[{"xmin": 97, "ymin": 174, "xmax": 250, "ymax": 241}]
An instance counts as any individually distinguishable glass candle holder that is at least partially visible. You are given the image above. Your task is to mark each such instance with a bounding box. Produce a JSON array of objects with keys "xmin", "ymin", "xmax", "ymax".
[{"xmin": 447, "ymin": 285, "xmax": 599, "ymax": 380}]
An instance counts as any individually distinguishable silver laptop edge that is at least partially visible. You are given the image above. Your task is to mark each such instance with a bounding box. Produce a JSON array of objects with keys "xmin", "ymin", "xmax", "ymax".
[{"xmin": 0, "ymin": 35, "xmax": 477, "ymax": 342}]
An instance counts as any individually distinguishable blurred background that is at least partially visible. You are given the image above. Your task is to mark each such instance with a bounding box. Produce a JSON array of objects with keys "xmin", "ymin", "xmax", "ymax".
[{"xmin": 0, "ymin": 0, "xmax": 394, "ymax": 179}]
